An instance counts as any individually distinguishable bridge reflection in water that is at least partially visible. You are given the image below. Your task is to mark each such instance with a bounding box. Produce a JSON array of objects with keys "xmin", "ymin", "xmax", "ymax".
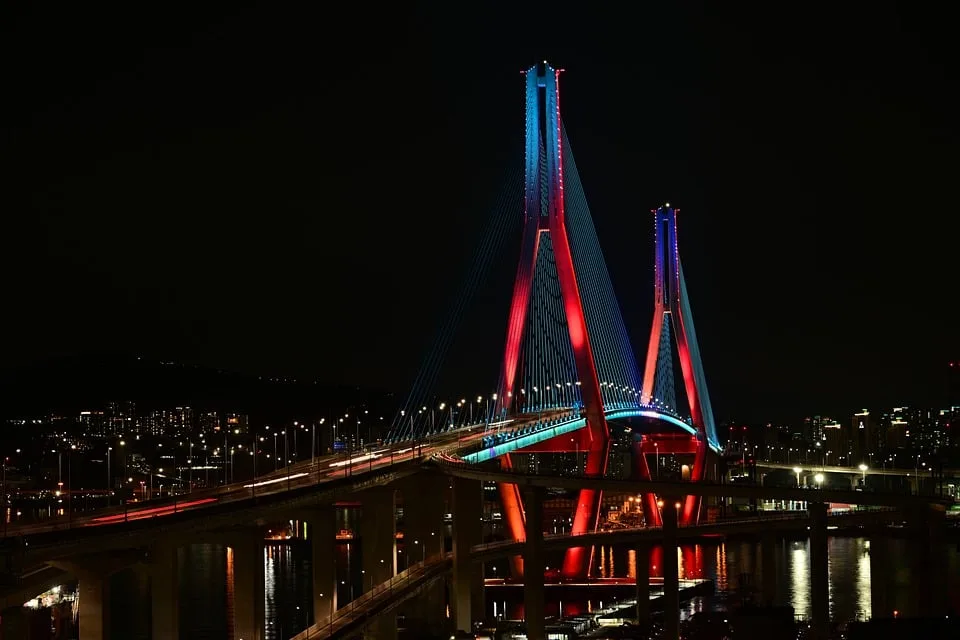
[
  {"xmin": 97, "ymin": 535, "xmax": 960, "ymax": 638},
  {"xmin": 484, "ymin": 537, "xmax": 959, "ymax": 624}
]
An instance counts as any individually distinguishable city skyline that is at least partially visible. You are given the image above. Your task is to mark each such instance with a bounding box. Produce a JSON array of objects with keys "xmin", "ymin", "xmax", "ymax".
[{"xmin": 2, "ymin": 4, "xmax": 957, "ymax": 425}]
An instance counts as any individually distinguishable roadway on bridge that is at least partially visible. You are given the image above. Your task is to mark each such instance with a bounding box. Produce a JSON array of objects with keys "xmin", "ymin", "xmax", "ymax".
[
  {"xmin": 0, "ymin": 414, "xmax": 554, "ymax": 539},
  {"xmin": 755, "ymin": 460, "xmax": 955, "ymax": 478}
]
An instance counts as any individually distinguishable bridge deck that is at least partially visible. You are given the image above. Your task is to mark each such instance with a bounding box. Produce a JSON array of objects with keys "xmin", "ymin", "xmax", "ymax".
[{"xmin": 461, "ymin": 407, "xmax": 704, "ymax": 463}]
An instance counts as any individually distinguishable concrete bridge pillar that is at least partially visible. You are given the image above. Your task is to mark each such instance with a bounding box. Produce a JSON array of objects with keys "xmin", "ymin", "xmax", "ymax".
[
  {"xmin": 149, "ymin": 542, "xmax": 180, "ymax": 640},
  {"xmin": 522, "ymin": 485, "xmax": 546, "ymax": 640},
  {"xmin": 50, "ymin": 553, "xmax": 141, "ymax": 640},
  {"xmin": 306, "ymin": 508, "xmax": 338, "ymax": 626},
  {"xmin": 912, "ymin": 503, "xmax": 948, "ymax": 618},
  {"xmin": 808, "ymin": 502, "xmax": 829, "ymax": 640},
  {"xmin": 75, "ymin": 571, "xmax": 110, "ymax": 640},
  {"xmin": 662, "ymin": 499, "xmax": 680, "ymax": 640},
  {"xmin": 761, "ymin": 534, "xmax": 777, "ymax": 607},
  {"xmin": 400, "ymin": 473, "xmax": 447, "ymax": 635},
  {"xmin": 227, "ymin": 530, "xmax": 265, "ymax": 640},
  {"xmin": 361, "ymin": 488, "xmax": 398, "ymax": 640},
  {"xmin": 634, "ymin": 543, "xmax": 650, "ymax": 625},
  {"xmin": 452, "ymin": 477, "xmax": 484, "ymax": 633}
]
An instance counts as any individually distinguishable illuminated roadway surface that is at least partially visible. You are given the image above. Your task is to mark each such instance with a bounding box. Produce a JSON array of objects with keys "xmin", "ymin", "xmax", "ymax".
[{"xmin": 0, "ymin": 412, "xmax": 566, "ymax": 538}]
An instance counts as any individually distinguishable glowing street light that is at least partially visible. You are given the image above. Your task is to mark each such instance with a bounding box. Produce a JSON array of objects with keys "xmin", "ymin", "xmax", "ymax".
[
  {"xmin": 793, "ymin": 466, "xmax": 802, "ymax": 487},
  {"xmin": 858, "ymin": 463, "xmax": 868, "ymax": 484},
  {"xmin": 814, "ymin": 473, "xmax": 824, "ymax": 489}
]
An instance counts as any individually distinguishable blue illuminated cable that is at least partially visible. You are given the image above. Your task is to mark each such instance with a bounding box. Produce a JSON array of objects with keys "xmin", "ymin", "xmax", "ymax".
[
  {"xmin": 562, "ymin": 125, "xmax": 643, "ymax": 406},
  {"xmin": 561, "ymin": 128, "xmax": 625, "ymax": 407},
  {"xmin": 390, "ymin": 161, "xmax": 523, "ymax": 440}
]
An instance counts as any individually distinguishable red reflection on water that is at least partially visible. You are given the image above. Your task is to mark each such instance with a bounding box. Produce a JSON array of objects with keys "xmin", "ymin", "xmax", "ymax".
[
  {"xmin": 650, "ymin": 545, "xmax": 664, "ymax": 577},
  {"xmin": 681, "ymin": 545, "xmax": 704, "ymax": 579}
]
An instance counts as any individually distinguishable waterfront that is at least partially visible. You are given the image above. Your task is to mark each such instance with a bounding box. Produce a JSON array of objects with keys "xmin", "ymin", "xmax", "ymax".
[{"xmin": 28, "ymin": 535, "xmax": 958, "ymax": 638}]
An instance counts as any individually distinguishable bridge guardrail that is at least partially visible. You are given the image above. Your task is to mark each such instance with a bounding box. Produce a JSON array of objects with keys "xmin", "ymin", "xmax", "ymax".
[{"xmin": 290, "ymin": 553, "xmax": 452, "ymax": 640}]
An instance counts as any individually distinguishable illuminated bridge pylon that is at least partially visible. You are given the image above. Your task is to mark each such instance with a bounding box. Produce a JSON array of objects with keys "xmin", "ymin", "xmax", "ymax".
[
  {"xmin": 638, "ymin": 204, "xmax": 721, "ymax": 526},
  {"xmin": 495, "ymin": 61, "xmax": 643, "ymax": 581}
]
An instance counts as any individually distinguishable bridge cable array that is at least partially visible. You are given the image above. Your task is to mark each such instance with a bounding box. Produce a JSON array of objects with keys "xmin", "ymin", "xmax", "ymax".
[{"xmin": 389, "ymin": 162, "xmax": 524, "ymax": 441}]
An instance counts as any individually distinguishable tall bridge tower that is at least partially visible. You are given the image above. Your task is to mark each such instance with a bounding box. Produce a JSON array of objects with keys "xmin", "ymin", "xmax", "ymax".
[
  {"xmin": 496, "ymin": 61, "xmax": 611, "ymax": 580},
  {"xmin": 640, "ymin": 204, "xmax": 720, "ymax": 524}
]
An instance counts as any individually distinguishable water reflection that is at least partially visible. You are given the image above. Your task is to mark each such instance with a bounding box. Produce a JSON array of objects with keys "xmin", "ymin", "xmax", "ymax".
[
  {"xmin": 63, "ymin": 535, "xmax": 960, "ymax": 637},
  {"xmin": 487, "ymin": 537, "xmax": 960, "ymax": 623}
]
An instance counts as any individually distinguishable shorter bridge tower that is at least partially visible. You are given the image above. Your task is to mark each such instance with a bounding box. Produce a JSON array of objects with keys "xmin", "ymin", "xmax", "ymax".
[{"xmin": 639, "ymin": 204, "xmax": 720, "ymax": 525}]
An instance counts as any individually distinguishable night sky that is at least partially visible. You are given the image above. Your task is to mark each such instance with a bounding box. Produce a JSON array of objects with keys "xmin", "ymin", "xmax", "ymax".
[{"xmin": 2, "ymin": 3, "xmax": 956, "ymax": 422}]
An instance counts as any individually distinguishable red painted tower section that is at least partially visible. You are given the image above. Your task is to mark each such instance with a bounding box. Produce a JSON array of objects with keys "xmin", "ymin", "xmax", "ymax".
[{"xmin": 496, "ymin": 62, "xmax": 610, "ymax": 580}]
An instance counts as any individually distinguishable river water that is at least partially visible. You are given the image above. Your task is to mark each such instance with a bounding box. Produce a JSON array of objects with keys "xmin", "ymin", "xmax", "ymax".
[{"xmin": 82, "ymin": 535, "xmax": 959, "ymax": 639}]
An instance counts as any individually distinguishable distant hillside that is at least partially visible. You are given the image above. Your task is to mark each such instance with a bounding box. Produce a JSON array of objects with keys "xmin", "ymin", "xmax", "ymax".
[{"xmin": 0, "ymin": 353, "xmax": 396, "ymax": 423}]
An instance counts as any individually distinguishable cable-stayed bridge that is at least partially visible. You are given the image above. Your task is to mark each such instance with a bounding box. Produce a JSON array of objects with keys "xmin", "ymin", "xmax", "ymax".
[{"xmin": 388, "ymin": 61, "xmax": 721, "ymax": 580}]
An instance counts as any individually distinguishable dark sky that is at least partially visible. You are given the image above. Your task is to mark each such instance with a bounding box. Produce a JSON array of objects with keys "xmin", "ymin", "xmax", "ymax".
[{"xmin": 2, "ymin": 3, "xmax": 956, "ymax": 422}]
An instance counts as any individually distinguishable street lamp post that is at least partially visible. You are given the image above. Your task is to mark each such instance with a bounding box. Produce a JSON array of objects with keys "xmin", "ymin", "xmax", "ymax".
[
  {"xmin": 273, "ymin": 432, "xmax": 279, "ymax": 472},
  {"xmin": 814, "ymin": 473, "xmax": 824, "ymax": 489},
  {"xmin": 2, "ymin": 456, "xmax": 7, "ymax": 537},
  {"xmin": 187, "ymin": 440, "xmax": 192, "ymax": 492},
  {"xmin": 68, "ymin": 445, "xmax": 76, "ymax": 525},
  {"xmin": 858, "ymin": 463, "xmax": 868, "ymax": 486},
  {"xmin": 793, "ymin": 466, "xmax": 802, "ymax": 488}
]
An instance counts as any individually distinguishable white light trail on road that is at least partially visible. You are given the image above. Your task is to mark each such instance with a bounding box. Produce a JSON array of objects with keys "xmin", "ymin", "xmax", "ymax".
[{"xmin": 243, "ymin": 472, "xmax": 309, "ymax": 488}]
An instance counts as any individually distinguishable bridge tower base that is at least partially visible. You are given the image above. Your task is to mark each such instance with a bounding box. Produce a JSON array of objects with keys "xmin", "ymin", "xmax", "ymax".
[{"xmin": 662, "ymin": 497, "xmax": 680, "ymax": 640}]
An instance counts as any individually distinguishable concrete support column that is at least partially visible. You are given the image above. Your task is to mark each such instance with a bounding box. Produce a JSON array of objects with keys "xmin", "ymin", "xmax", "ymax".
[
  {"xmin": 761, "ymin": 534, "xmax": 777, "ymax": 607},
  {"xmin": 913, "ymin": 504, "xmax": 948, "ymax": 617},
  {"xmin": 361, "ymin": 488, "xmax": 398, "ymax": 640},
  {"xmin": 362, "ymin": 488, "xmax": 397, "ymax": 587},
  {"xmin": 77, "ymin": 572, "xmax": 110, "ymax": 640},
  {"xmin": 634, "ymin": 544, "xmax": 650, "ymax": 625},
  {"xmin": 401, "ymin": 474, "xmax": 447, "ymax": 635},
  {"xmin": 869, "ymin": 536, "xmax": 890, "ymax": 619},
  {"xmin": 522, "ymin": 485, "xmax": 545, "ymax": 640},
  {"xmin": 229, "ymin": 531, "xmax": 265, "ymax": 640},
  {"xmin": 452, "ymin": 477, "xmax": 484, "ymax": 634},
  {"xmin": 403, "ymin": 474, "xmax": 445, "ymax": 560},
  {"xmin": 306, "ymin": 508, "xmax": 338, "ymax": 625},
  {"xmin": 808, "ymin": 502, "xmax": 829, "ymax": 640},
  {"xmin": 150, "ymin": 542, "xmax": 180, "ymax": 640},
  {"xmin": 662, "ymin": 499, "xmax": 680, "ymax": 640}
]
